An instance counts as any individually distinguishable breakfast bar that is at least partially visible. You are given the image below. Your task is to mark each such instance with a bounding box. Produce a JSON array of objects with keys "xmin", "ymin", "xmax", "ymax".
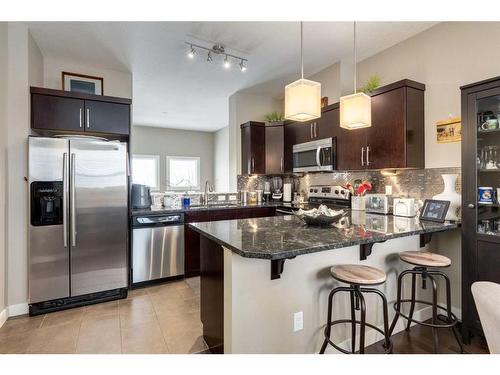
[{"xmin": 189, "ymin": 212, "xmax": 458, "ymax": 354}]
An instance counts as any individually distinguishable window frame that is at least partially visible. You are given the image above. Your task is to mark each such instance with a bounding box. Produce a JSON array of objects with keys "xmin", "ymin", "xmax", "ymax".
[
  {"xmin": 166, "ymin": 156, "xmax": 201, "ymax": 191},
  {"xmin": 131, "ymin": 154, "xmax": 161, "ymax": 191}
]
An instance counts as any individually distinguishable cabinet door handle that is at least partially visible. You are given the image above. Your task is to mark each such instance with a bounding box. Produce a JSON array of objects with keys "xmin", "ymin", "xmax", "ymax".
[
  {"xmin": 467, "ymin": 203, "xmax": 475, "ymax": 209},
  {"xmin": 366, "ymin": 146, "xmax": 371, "ymax": 166},
  {"xmin": 86, "ymin": 108, "xmax": 90, "ymax": 128},
  {"xmin": 361, "ymin": 147, "xmax": 365, "ymax": 167},
  {"xmin": 79, "ymin": 108, "xmax": 82, "ymax": 128},
  {"xmin": 314, "ymin": 122, "xmax": 317, "ymax": 138},
  {"xmin": 280, "ymin": 157, "xmax": 283, "ymax": 173},
  {"xmin": 310, "ymin": 123, "xmax": 313, "ymax": 139},
  {"xmin": 251, "ymin": 157, "xmax": 255, "ymax": 173}
]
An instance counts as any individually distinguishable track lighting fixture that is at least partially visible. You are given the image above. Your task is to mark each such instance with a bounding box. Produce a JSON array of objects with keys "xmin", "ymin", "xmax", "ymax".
[{"xmin": 185, "ymin": 42, "xmax": 247, "ymax": 72}]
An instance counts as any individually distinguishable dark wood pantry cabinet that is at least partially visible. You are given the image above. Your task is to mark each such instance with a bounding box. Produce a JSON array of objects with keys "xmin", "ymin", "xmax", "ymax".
[
  {"xmin": 31, "ymin": 87, "xmax": 131, "ymax": 136},
  {"xmin": 460, "ymin": 76, "xmax": 500, "ymax": 343}
]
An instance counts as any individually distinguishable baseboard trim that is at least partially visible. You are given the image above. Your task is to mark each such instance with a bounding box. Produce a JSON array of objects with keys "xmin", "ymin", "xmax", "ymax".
[
  {"xmin": 331, "ymin": 306, "xmax": 433, "ymax": 353},
  {"xmin": 0, "ymin": 308, "xmax": 7, "ymax": 328},
  {"xmin": 7, "ymin": 302, "xmax": 29, "ymax": 317}
]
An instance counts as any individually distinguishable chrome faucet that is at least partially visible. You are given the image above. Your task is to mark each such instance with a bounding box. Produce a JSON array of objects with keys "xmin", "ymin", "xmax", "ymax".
[{"xmin": 203, "ymin": 180, "xmax": 214, "ymax": 205}]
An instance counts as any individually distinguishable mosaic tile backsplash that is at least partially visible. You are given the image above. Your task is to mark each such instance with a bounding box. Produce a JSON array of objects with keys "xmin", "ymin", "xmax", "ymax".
[{"xmin": 237, "ymin": 167, "xmax": 461, "ymax": 199}]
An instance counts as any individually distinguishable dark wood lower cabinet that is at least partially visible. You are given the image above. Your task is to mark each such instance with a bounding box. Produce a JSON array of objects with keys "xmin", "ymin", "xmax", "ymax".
[
  {"xmin": 200, "ymin": 235, "xmax": 224, "ymax": 353},
  {"xmin": 184, "ymin": 207, "xmax": 276, "ymax": 277}
]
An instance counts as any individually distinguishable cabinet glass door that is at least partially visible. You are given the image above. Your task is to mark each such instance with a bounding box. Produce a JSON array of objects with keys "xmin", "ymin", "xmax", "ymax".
[{"xmin": 476, "ymin": 91, "xmax": 500, "ymax": 235}]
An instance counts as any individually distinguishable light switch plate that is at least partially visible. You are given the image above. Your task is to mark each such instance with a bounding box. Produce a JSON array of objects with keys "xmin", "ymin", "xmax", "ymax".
[
  {"xmin": 293, "ymin": 311, "xmax": 303, "ymax": 332},
  {"xmin": 217, "ymin": 195, "xmax": 226, "ymax": 201},
  {"xmin": 385, "ymin": 185, "xmax": 393, "ymax": 195}
]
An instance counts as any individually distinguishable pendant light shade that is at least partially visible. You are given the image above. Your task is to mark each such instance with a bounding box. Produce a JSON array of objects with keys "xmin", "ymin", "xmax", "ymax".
[
  {"xmin": 284, "ymin": 22, "xmax": 321, "ymax": 122},
  {"xmin": 340, "ymin": 21, "xmax": 372, "ymax": 130},
  {"xmin": 284, "ymin": 78, "xmax": 321, "ymax": 122},
  {"xmin": 339, "ymin": 92, "xmax": 371, "ymax": 129}
]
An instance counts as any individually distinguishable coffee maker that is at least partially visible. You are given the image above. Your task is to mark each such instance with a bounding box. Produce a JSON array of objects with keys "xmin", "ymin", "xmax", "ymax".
[
  {"xmin": 263, "ymin": 181, "xmax": 272, "ymax": 202},
  {"xmin": 271, "ymin": 176, "xmax": 283, "ymax": 201}
]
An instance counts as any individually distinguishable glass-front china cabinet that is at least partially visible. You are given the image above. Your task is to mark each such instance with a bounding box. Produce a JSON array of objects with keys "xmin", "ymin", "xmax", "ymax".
[{"xmin": 461, "ymin": 76, "xmax": 500, "ymax": 343}]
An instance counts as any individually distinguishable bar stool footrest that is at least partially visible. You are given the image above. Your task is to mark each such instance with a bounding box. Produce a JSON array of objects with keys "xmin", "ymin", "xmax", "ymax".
[
  {"xmin": 323, "ymin": 319, "xmax": 393, "ymax": 354},
  {"xmin": 393, "ymin": 299, "xmax": 459, "ymax": 328}
]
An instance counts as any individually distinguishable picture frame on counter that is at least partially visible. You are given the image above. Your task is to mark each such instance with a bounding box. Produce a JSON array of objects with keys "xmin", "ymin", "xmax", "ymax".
[
  {"xmin": 419, "ymin": 199, "xmax": 450, "ymax": 223},
  {"xmin": 62, "ymin": 71, "xmax": 103, "ymax": 95}
]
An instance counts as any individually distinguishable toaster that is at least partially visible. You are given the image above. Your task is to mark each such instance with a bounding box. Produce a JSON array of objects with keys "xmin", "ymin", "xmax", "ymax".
[
  {"xmin": 365, "ymin": 194, "xmax": 393, "ymax": 215},
  {"xmin": 393, "ymin": 198, "xmax": 417, "ymax": 217}
]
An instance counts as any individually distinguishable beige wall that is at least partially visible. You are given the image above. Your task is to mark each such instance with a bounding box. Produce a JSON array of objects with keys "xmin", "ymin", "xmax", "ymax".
[
  {"xmin": 315, "ymin": 22, "xmax": 500, "ymax": 168},
  {"xmin": 43, "ymin": 56, "xmax": 132, "ymax": 98},
  {"xmin": 131, "ymin": 125, "xmax": 214, "ymax": 192},
  {"xmin": 214, "ymin": 126, "xmax": 230, "ymax": 192},
  {"xmin": 0, "ymin": 22, "xmax": 8, "ymax": 322}
]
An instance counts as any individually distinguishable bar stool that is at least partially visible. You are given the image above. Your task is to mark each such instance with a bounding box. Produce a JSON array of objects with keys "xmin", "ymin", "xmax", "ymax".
[
  {"xmin": 389, "ymin": 250, "xmax": 464, "ymax": 353},
  {"xmin": 319, "ymin": 264, "xmax": 393, "ymax": 354}
]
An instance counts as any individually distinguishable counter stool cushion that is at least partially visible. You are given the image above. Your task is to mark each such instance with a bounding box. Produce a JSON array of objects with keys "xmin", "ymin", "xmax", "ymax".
[
  {"xmin": 399, "ymin": 251, "xmax": 451, "ymax": 267},
  {"xmin": 330, "ymin": 264, "xmax": 386, "ymax": 285}
]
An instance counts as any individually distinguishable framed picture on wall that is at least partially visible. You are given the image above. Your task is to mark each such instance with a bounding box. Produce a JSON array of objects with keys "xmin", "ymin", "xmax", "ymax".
[{"xmin": 62, "ymin": 72, "xmax": 103, "ymax": 95}]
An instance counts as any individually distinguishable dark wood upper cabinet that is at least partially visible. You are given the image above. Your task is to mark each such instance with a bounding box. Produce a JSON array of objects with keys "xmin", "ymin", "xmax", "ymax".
[
  {"xmin": 265, "ymin": 124, "xmax": 284, "ymax": 174},
  {"xmin": 84, "ymin": 100, "xmax": 130, "ymax": 135},
  {"xmin": 32, "ymin": 94, "xmax": 85, "ymax": 131},
  {"xmin": 240, "ymin": 121, "xmax": 266, "ymax": 174},
  {"xmin": 30, "ymin": 87, "xmax": 131, "ymax": 137}
]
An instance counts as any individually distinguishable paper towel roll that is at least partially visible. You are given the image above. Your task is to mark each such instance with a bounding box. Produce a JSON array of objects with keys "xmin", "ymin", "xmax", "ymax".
[{"xmin": 283, "ymin": 183, "xmax": 292, "ymax": 202}]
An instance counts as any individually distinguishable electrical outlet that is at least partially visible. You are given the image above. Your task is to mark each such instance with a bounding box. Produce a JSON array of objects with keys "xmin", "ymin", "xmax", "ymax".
[
  {"xmin": 385, "ymin": 185, "xmax": 393, "ymax": 195},
  {"xmin": 217, "ymin": 195, "xmax": 226, "ymax": 201},
  {"xmin": 293, "ymin": 311, "xmax": 303, "ymax": 332}
]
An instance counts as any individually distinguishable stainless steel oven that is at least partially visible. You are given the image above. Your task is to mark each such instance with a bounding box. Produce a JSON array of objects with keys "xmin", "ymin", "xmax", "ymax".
[{"xmin": 292, "ymin": 137, "xmax": 336, "ymax": 172}]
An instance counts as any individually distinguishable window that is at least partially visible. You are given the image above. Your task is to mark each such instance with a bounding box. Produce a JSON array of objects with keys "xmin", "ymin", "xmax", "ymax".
[
  {"xmin": 132, "ymin": 154, "xmax": 160, "ymax": 190},
  {"xmin": 167, "ymin": 156, "xmax": 200, "ymax": 191}
]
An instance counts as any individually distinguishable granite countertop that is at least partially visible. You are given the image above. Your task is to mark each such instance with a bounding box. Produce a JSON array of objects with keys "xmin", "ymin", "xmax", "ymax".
[
  {"xmin": 188, "ymin": 211, "xmax": 459, "ymax": 260},
  {"xmin": 130, "ymin": 201, "xmax": 307, "ymax": 216}
]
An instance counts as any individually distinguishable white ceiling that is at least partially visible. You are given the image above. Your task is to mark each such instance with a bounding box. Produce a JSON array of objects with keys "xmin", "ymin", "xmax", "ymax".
[{"xmin": 27, "ymin": 22, "xmax": 437, "ymax": 132}]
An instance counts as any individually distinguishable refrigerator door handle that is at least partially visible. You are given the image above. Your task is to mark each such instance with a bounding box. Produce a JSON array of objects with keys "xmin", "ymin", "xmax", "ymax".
[
  {"xmin": 63, "ymin": 152, "xmax": 68, "ymax": 247},
  {"xmin": 71, "ymin": 153, "xmax": 77, "ymax": 247}
]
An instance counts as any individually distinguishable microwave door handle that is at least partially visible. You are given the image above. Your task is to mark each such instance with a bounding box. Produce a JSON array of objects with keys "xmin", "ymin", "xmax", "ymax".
[{"xmin": 316, "ymin": 146, "xmax": 321, "ymax": 167}]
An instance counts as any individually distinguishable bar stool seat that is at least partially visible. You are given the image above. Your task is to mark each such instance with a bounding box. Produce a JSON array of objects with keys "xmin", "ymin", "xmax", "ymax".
[
  {"xmin": 330, "ymin": 264, "xmax": 387, "ymax": 285},
  {"xmin": 399, "ymin": 251, "xmax": 451, "ymax": 267}
]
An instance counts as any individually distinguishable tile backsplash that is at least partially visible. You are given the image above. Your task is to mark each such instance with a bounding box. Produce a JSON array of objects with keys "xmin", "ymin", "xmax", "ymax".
[{"xmin": 237, "ymin": 167, "xmax": 461, "ymax": 199}]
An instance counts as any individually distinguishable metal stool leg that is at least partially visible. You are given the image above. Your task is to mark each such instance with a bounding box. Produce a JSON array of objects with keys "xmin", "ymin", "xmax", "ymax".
[
  {"xmin": 406, "ymin": 273, "xmax": 417, "ymax": 331},
  {"xmin": 434, "ymin": 270, "xmax": 465, "ymax": 353},
  {"xmin": 357, "ymin": 288, "xmax": 367, "ymax": 354},
  {"xmin": 362, "ymin": 287, "xmax": 393, "ymax": 353},
  {"xmin": 428, "ymin": 274, "xmax": 439, "ymax": 354},
  {"xmin": 320, "ymin": 286, "xmax": 351, "ymax": 354},
  {"xmin": 350, "ymin": 290, "xmax": 356, "ymax": 353},
  {"xmin": 389, "ymin": 270, "xmax": 411, "ymax": 336}
]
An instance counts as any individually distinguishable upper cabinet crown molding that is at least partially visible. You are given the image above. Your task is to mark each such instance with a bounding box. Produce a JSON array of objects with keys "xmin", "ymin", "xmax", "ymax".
[{"xmin": 30, "ymin": 86, "xmax": 132, "ymax": 105}]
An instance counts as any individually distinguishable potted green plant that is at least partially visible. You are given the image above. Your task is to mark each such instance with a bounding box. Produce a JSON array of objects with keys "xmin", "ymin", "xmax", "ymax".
[
  {"xmin": 265, "ymin": 111, "xmax": 284, "ymax": 126},
  {"xmin": 359, "ymin": 74, "xmax": 381, "ymax": 94}
]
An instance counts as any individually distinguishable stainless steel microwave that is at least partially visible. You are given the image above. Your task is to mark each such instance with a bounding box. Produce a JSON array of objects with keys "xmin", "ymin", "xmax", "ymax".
[{"xmin": 292, "ymin": 137, "xmax": 336, "ymax": 172}]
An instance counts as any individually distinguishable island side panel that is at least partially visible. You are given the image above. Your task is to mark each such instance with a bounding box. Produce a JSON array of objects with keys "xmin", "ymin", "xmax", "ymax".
[
  {"xmin": 224, "ymin": 235, "xmax": 429, "ymax": 354},
  {"xmin": 200, "ymin": 235, "xmax": 224, "ymax": 353}
]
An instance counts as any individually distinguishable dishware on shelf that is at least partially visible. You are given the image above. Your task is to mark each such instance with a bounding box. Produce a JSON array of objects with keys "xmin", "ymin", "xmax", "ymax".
[
  {"xmin": 478, "ymin": 186, "xmax": 494, "ymax": 204},
  {"xmin": 485, "ymin": 145, "xmax": 499, "ymax": 169},
  {"xmin": 480, "ymin": 118, "xmax": 499, "ymax": 130}
]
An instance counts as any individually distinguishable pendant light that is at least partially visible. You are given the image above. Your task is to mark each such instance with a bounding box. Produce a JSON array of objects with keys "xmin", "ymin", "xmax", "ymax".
[
  {"xmin": 284, "ymin": 22, "xmax": 321, "ymax": 122},
  {"xmin": 340, "ymin": 22, "xmax": 371, "ymax": 130}
]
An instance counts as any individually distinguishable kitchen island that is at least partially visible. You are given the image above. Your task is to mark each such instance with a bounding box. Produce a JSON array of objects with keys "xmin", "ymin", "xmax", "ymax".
[{"xmin": 189, "ymin": 212, "xmax": 458, "ymax": 354}]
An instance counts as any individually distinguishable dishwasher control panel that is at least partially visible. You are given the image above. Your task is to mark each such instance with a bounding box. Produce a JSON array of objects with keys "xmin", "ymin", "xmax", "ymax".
[{"xmin": 133, "ymin": 213, "xmax": 184, "ymax": 227}]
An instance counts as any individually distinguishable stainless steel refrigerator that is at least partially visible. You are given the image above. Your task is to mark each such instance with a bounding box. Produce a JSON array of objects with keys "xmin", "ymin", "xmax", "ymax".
[{"xmin": 28, "ymin": 136, "xmax": 128, "ymax": 312}]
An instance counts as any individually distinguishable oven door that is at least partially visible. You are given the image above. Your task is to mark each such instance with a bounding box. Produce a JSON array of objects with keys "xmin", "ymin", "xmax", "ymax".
[{"xmin": 293, "ymin": 138, "xmax": 335, "ymax": 172}]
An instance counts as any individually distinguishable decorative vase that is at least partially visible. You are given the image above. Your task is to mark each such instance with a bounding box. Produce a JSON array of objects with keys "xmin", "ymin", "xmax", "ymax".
[
  {"xmin": 351, "ymin": 196, "xmax": 366, "ymax": 211},
  {"xmin": 433, "ymin": 174, "xmax": 461, "ymax": 221}
]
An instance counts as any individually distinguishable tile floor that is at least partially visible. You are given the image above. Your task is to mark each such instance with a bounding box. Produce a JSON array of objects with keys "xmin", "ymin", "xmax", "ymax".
[{"xmin": 0, "ymin": 277, "xmax": 208, "ymax": 354}]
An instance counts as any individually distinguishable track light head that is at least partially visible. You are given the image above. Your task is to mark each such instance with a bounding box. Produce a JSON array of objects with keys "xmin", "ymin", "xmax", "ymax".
[
  {"xmin": 207, "ymin": 51, "xmax": 213, "ymax": 62},
  {"xmin": 239, "ymin": 60, "xmax": 247, "ymax": 72},
  {"xmin": 187, "ymin": 45, "xmax": 196, "ymax": 59},
  {"xmin": 223, "ymin": 55, "xmax": 231, "ymax": 69}
]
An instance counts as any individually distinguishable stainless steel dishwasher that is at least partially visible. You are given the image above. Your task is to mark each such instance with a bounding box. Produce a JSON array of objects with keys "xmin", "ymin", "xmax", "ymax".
[{"xmin": 132, "ymin": 213, "xmax": 185, "ymax": 285}]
